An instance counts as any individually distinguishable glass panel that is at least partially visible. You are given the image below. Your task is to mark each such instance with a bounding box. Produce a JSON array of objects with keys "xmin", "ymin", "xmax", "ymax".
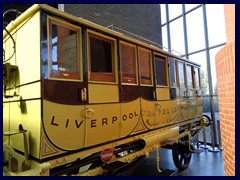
[
  {"xmin": 206, "ymin": 4, "xmax": 226, "ymax": 47},
  {"xmin": 89, "ymin": 34, "xmax": 115, "ymax": 82},
  {"xmin": 186, "ymin": 65, "xmax": 193, "ymax": 88},
  {"xmin": 160, "ymin": 4, "xmax": 166, "ymax": 25},
  {"xmin": 201, "ymin": 96, "xmax": 212, "ymax": 144},
  {"xmin": 210, "ymin": 46, "xmax": 224, "ymax": 95},
  {"xmin": 169, "ymin": 59, "xmax": 177, "ymax": 87},
  {"xmin": 170, "ymin": 17, "xmax": 185, "ymax": 56},
  {"xmin": 139, "ymin": 48, "xmax": 152, "ymax": 85},
  {"xmin": 120, "ymin": 42, "xmax": 137, "ymax": 84},
  {"xmin": 49, "ymin": 20, "xmax": 80, "ymax": 80},
  {"xmin": 155, "ymin": 55, "xmax": 167, "ymax": 86},
  {"xmin": 185, "ymin": 4, "xmax": 201, "ymax": 12},
  {"xmin": 178, "ymin": 62, "xmax": 185, "ymax": 88},
  {"xmin": 188, "ymin": 51, "xmax": 209, "ymax": 95},
  {"xmin": 161, "ymin": 25, "xmax": 168, "ymax": 51},
  {"xmin": 186, "ymin": 7, "xmax": 205, "ymax": 53},
  {"xmin": 194, "ymin": 67, "xmax": 200, "ymax": 89},
  {"xmin": 168, "ymin": 4, "xmax": 182, "ymax": 20}
]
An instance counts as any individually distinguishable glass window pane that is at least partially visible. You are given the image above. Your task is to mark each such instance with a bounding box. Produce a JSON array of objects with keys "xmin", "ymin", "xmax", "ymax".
[
  {"xmin": 213, "ymin": 96, "xmax": 219, "ymax": 118},
  {"xmin": 160, "ymin": 4, "xmax": 166, "ymax": 25},
  {"xmin": 49, "ymin": 19, "xmax": 80, "ymax": 80},
  {"xmin": 120, "ymin": 42, "xmax": 137, "ymax": 84},
  {"xmin": 201, "ymin": 96, "xmax": 212, "ymax": 144},
  {"xmin": 170, "ymin": 17, "xmax": 185, "ymax": 55},
  {"xmin": 185, "ymin": 4, "xmax": 201, "ymax": 12},
  {"xmin": 161, "ymin": 25, "xmax": 169, "ymax": 51},
  {"xmin": 189, "ymin": 51, "xmax": 209, "ymax": 95},
  {"xmin": 194, "ymin": 67, "xmax": 200, "ymax": 89},
  {"xmin": 206, "ymin": 4, "xmax": 226, "ymax": 47},
  {"xmin": 178, "ymin": 62, "xmax": 186, "ymax": 87},
  {"xmin": 89, "ymin": 33, "xmax": 115, "ymax": 82},
  {"xmin": 210, "ymin": 46, "xmax": 224, "ymax": 95},
  {"xmin": 169, "ymin": 59, "xmax": 177, "ymax": 87},
  {"xmin": 168, "ymin": 4, "xmax": 182, "ymax": 20},
  {"xmin": 139, "ymin": 48, "xmax": 152, "ymax": 85},
  {"xmin": 155, "ymin": 55, "xmax": 167, "ymax": 86},
  {"xmin": 186, "ymin": 7, "xmax": 205, "ymax": 53},
  {"xmin": 186, "ymin": 65, "xmax": 193, "ymax": 88}
]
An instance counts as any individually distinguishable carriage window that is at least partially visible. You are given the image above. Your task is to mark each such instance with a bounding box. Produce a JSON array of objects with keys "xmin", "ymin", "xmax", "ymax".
[
  {"xmin": 178, "ymin": 62, "xmax": 186, "ymax": 87},
  {"xmin": 169, "ymin": 59, "xmax": 177, "ymax": 87},
  {"xmin": 186, "ymin": 65, "xmax": 193, "ymax": 88},
  {"xmin": 88, "ymin": 33, "xmax": 115, "ymax": 82},
  {"xmin": 120, "ymin": 42, "xmax": 137, "ymax": 84},
  {"xmin": 194, "ymin": 67, "xmax": 200, "ymax": 88},
  {"xmin": 155, "ymin": 55, "xmax": 167, "ymax": 86},
  {"xmin": 49, "ymin": 19, "xmax": 80, "ymax": 80},
  {"xmin": 139, "ymin": 48, "xmax": 152, "ymax": 85}
]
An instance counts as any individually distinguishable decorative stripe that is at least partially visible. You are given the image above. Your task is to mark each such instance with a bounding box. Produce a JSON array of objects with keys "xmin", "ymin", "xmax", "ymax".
[{"xmin": 41, "ymin": 135, "xmax": 58, "ymax": 156}]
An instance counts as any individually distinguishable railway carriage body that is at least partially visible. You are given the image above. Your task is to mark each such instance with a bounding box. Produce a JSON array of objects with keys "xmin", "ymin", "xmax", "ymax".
[{"xmin": 3, "ymin": 4, "xmax": 209, "ymax": 176}]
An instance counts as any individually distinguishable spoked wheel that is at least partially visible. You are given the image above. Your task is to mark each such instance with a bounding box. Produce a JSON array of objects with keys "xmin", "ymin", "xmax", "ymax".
[{"xmin": 172, "ymin": 142, "xmax": 192, "ymax": 170}]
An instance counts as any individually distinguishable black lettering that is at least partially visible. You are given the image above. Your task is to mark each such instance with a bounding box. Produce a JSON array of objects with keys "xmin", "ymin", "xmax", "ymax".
[
  {"xmin": 91, "ymin": 119, "xmax": 96, "ymax": 128},
  {"xmin": 75, "ymin": 120, "xmax": 83, "ymax": 128},
  {"xmin": 122, "ymin": 115, "xmax": 127, "ymax": 121},
  {"xmin": 129, "ymin": 113, "xmax": 133, "ymax": 119},
  {"xmin": 65, "ymin": 119, "xmax": 69, "ymax": 128},
  {"xmin": 102, "ymin": 118, "xmax": 108, "ymax": 125},
  {"xmin": 134, "ymin": 111, "xmax": 138, "ymax": 116},
  {"xmin": 51, "ymin": 116, "xmax": 59, "ymax": 126},
  {"xmin": 112, "ymin": 116, "xmax": 117, "ymax": 124}
]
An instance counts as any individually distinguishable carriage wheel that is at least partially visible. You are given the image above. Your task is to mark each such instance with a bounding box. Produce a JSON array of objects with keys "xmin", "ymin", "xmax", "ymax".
[{"xmin": 172, "ymin": 142, "xmax": 192, "ymax": 170}]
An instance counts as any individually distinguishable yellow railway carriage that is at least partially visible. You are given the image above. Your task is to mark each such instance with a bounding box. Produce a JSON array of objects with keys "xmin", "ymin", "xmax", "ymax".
[{"xmin": 3, "ymin": 4, "xmax": 210, "ymax": 176}]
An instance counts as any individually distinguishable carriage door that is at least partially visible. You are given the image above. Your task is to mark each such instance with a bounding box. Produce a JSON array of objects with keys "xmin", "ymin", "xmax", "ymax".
[
  {"xmin": 42, "ymin": 17, "xmax": 88, "ymax": 151},
  {"xmin": 85, "ymin": 31, "xmax": 120, "ymax": 147},
  {"xmin": 178, "ymin": 62, "xmax": 188, "ymax": 120},
  {"xmin": 119, "ymin": 42, "xmax": 140, "ymax": 137},
  {"xmin": 185, "ymin": 64, "xmax": 197, "ymax": 119},
  {"xmin": 138, "ymin": 47, "xmax": 155, "ymax": 129},
  {"xmin": 154, "ymin": 54, "xmax": 171, "ymax": 127}
]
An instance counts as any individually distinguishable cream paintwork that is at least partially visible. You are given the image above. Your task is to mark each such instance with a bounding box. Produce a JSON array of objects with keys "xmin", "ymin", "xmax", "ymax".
[
  {"xmin": 3, "ymin": 11, "xmax": 41, "ymax": 159},
  {"xmin": 43, "ymin": 100, "xmax": 86, "ymax": 150},
  {"xmin": 4, "ymin": 12, "xmax": 41, "ymax": 85},
  {"xmin": 42, "ymin": 98, "xmax": 142, "ymax": 149},
  {"xmin": 156, "ymin": 88, "xmax": 170, "ymax": 100},
  {"xmin": 3, "ymin": 100, "xmax": 41, "ymax": 159},
  {"xmin": 140, "ymin": 99, "xmax": 156, "ymax": 129},
  {"xmin": 120, "ymin": 99, "xmax": 141, "ymax": 137},
  {"xmin": 88, "ymin": 84, "xmax": 119, "ymax": 103},
  {"xmin": 196, "ymin": 98, "xmax": 204, "ymax": 116},
  {"xmin": 85, "ymin": 103, "xmax": 121, "ymax": 147}
]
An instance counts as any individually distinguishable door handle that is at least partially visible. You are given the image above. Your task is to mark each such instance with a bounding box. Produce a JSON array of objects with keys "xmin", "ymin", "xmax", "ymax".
[{"xmin": 78, "ymin": 88, "xmax": 87, "ymax": 102}]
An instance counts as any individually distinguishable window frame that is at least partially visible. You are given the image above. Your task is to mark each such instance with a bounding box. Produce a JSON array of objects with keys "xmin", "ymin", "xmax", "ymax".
[
  {"xmin": 177, "ymin": 61, "xmax": 186, "ymax": 88},
  {"xmin": 186, "ymin": 64, "xmax": 194, "ymax": 89},
  {"xmin": 194, "ymin": 66, "xmax": 201, "ymax": 89},
  {"xmin": 154, "ymin": 53, "xmax": 169, "ymax": 87},
  {"xmin": 47, "ymin": 16, "xmax": 82, "ymax": 81},
  {"xmin": 87, "ymin": 30, "xmax": 117, "ymax": 84},
  {"xmin": 120, "ymin": 41, "xmax": 138, "ymax": 85},
  {"xmin": 168, "ymin": 58, "xmax": 178, "ymax": 88},
  {"xmin": 138, "ymin": 47, "xmax": 153, "ymax": 86}
]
